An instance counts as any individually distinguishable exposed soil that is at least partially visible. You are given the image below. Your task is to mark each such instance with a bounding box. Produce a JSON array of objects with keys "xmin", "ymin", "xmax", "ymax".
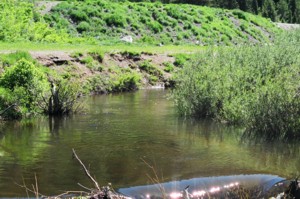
[
  {"xmin": 30, "ymin": 50, "xmax": 176, "ymax": 89},
  {"xmin": 35, "ymin": 1, "xmax": 60, "ymax": 15}
]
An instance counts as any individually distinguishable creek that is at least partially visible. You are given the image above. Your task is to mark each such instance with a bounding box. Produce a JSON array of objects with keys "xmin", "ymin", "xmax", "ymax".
[{"xmin": 0, "ymin": 90, "xmax": 299, "ymax": 197}]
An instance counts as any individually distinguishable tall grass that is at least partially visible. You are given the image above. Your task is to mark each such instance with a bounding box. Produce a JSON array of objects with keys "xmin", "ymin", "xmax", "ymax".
[{"xmin": 173, "ymin": 29, "xmax": 300, "ymax": 141}]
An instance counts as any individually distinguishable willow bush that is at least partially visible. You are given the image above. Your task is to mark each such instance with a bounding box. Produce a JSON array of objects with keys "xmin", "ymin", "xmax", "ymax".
[
  {"xmin": 0, "ymin": 54, "xmax": 83, "ymax": 119},
  {"xmin": 0, "ymin": 59, "xmax": 50, "ymax": 118},
  {"xmin": 173, "ymin": 29, "xmax": 300, "ymax": 140}
]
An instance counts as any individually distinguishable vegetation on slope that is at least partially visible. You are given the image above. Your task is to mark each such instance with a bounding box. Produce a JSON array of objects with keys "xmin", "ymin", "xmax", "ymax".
[
  {"xmin": 44, "ymin": 0, "xmax": 280, "ymax": 45},
  {"xmin": 173, "ymin": 29, "xmax": 300, "ymax": 140},
  {"xmin": 128, "ymin": 0, "xmax": 300, "ymax": 24},
  {"xmin": 0, "ymin": 0, "xmax": 69, "ymax": 42},
  {"xmin": 0, "ymin": 52, "xmax": 81, "ymax": 119}
]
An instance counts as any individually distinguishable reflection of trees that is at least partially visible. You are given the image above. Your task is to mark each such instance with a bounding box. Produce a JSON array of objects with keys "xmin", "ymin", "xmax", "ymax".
[
  {"xmin": 49, "ymin": 116, "xmax": 62, "ymax": 135},
  {"xmin": 241, "ymin": 138, "xmax": 300, "ymax": 178}
]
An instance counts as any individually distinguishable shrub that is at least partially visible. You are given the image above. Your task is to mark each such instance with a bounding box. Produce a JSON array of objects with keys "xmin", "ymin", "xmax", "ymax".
[
  {"xmin": 43, "ymin": 78, "xmax": 81, "ymax": 115},
  {"xmin": 70, "ymin": 51, "xmax": 84, "ymax": 59},
  {"xmin": 88, "ymin": 50, "xmax": 105, "ymax": 62},
  {"xmin": 163, "ymin": 62, "xmax": 174, "ymax": 72},
  {"xmin": 0, "ymin": 87, "xmax": 21, "ymax": 119},
  {"xmin": 105, "ymin": 13, "xmax": 126, "ymax": 27},
  {"xmin": 139, "ymin": 60, "xmax": 162, "ymax": 77},
  {"xmin": 0, "ymin": 51, "xmax": 35, "ymax": 67},
  {"xmin": 233, "ymin": 10, "xmax": 247, "ymax": 20},
  {"xmin": 173, "ymin": 37, "xmax": 300, "ymax": 140},
  {"xmin": 111, "ymin": 72, "xmax": 141, "ymax": 92},
  {"xmin": 147, "ymin": 21, "xmax": 163, "ymax": 33},
  {"xmin": 70, "ymin": 10, "xmax": 88, "ymax": 22},
  {"xmin": 173, "ymin": 54, "xmax": 191, "ymax": 68},
  {"xmin": 81, "ymin": 55, "xmax": 94, "ymax": 65},
  {"xmin": 77, "ymin": 21, "xmax": 91, "ymax": 33},
  {"xmin": 0, "ymin": 59, "xmax": 50, "ymax": 115}
]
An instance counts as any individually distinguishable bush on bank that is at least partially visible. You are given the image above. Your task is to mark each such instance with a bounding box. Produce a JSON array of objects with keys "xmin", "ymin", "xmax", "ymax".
[
  {"xmin": 173, "ymin": 29, "xmax": 300, "ymax": 140},
  {"xmin": 0, "ymin": 52, "xmax": 82, "ymax": 119}
]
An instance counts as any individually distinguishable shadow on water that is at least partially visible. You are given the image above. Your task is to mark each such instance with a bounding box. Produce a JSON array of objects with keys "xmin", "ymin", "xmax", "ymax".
[{"xmin": 0, "ymin": 90, "xmax": 299, "ymax": 197}]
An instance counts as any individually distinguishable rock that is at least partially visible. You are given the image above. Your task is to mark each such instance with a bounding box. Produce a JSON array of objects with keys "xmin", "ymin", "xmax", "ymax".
[{"xmin": 120, "ymin": 36, "xmax": 133, "ymax": 43}]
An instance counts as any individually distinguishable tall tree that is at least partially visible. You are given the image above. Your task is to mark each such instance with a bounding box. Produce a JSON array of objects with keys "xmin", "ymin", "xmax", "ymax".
[
  {"xmin": 252, "ymin": 0, "xmax": 259, "ymax": 13},
  {"xmin": 262, "ymin": 0, "xmax": 277, "ymax": 21},
  {"xmin": 229, "ymin": 0, "xmax": 240, "ymax": 9},
  {"xmin": 289, "ymin": 0, "xmax": 300, "ymax": 23},
  {"xmin": 277, "ymin": 0, "xmax": 290, "ymax": 22},
  {"xmin": 237, "ymin": 0, "xmax": 252, "ymax": 10}
]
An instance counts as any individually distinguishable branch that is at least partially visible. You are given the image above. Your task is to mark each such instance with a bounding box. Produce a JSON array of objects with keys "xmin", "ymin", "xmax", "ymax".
[{"xmin": 72, "ymin": 148, "xmax": 101, "ymax": 191}]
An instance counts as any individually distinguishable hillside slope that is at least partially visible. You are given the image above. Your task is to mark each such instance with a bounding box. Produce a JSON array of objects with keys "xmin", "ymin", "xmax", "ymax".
[{"xmin": 43, "ymin": 0, "xmax": 280, "ymax": 45}]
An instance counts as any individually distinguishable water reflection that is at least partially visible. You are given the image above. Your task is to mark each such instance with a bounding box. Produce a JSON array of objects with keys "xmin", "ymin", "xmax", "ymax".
[
  {"xmin": 118, "ymin": 174, "xmax": 284, "ymax": 199},
  {"xmin": 0, "ymin": 90, "xmax": 299, "ymax": 197}
]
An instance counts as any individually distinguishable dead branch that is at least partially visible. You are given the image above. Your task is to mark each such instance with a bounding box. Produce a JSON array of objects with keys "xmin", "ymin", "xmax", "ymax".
[
  {"xmin": 15, "ymin": 181, "xmax": 47, "ymax": 198},
  {"xmin": 141, "ymin": 158, "xmax": 166, "ymax": 199},
  {"xmin": 72, "ymin": 148, "xmax": 101, "ymax": 191},
  {"xmin": 54, "ymin": 190, "xmax": 89, "ymax": 198},
  {"xmin": 77, "ymin": 183, "xmax": 93, "ymax": 191}
]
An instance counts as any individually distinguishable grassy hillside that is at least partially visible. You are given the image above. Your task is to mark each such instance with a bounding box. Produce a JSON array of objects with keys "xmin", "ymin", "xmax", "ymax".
[{"xmin": 43, "ymin": 0, "xmax": 280, "ymax": 45}]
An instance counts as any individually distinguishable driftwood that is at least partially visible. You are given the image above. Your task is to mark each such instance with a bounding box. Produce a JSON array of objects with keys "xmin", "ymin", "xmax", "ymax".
[
  {"xmin": 16, "ymin": 149, "xmax": 299, "ymax": 199},
  {"xmin": 72, "ymin": 148, "xmax": 101, "ymax": 191},
  {"xmin": 16, "ymin": 149, "xmax": 130, "ymax": 199}
]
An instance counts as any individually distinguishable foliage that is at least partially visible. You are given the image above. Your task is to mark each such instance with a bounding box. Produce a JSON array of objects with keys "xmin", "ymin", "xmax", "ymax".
[
  {"xmin": 0, "ymin": 87, "xmax": 21, "ymax": 119},
  {"xmin": 88, "ymin": 49, "xmax": 105, "ymax": 63},
  {"xmin": 127, "ymin": 0, "xmax": 300, "ymax": 23},
  {"xmin": 0, "ymin": 0, "xmax": 69, "ymax": 42},
  {"xmin": 43, "ymin": 78, "xmax": 81, "ymax": 115},
  {"xmin": 173, "ymin": 29, "xmax": 300, "ymax": 140},
  {"xmin": 0, "ymin": 59, "xmax": 50, "ymax": 118},
  {"xmin": 0, "ymin": 53, "xmax": 83, "ymax": 118},
  {"xmin": 111, "ymin": 71, "xmax": 141, "ymax": 92},
  {"xmin": 0, "ymin": 51, "xmax": 35, "ymax": 67},
  {"xmin": 173, "ymin": 53, "xmax": 191, "ymax": 68},
  {"xmin": 44, "ymin": 0, "xmax": 280, "ymax": 45},
  {"xmin": 163, "ymin": 62, "xmax": 175, "ymax": 72},
  {"xmin": 139, "ymin": 60, "xmax": 163, "ymax": 77}
]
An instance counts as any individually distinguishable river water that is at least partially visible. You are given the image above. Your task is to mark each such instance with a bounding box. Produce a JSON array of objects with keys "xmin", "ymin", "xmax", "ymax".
[{"xmin": 0, "ymin": 90, "xmax": 299, "ymax": 197}]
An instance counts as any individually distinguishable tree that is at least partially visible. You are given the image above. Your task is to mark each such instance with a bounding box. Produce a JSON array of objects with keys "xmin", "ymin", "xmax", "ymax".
[
  {"xmin": 277, "ymin": 0, "xmax": 290, "ymax": 22},
  {"xmin": 228, "ymin": 0, "xmax": 240, "ymax": 9},
  {"xmin": 288, "ymin": 0, "xmax": 300, "ymax": 23},
  {"xmin": 262, "ymin": 0, "xmax": 277, "ymax": 21},
  {"xmin": 252, "ymin": 0, "xmax": 259, "ymax": 14},
  {"xmin": 237, "ymin": 0, "xmax": 251, "ymax": 11}
]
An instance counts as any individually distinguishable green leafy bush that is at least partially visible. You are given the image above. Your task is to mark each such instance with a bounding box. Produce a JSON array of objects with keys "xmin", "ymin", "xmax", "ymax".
[
  {"xmin": 70, "ymin": 10, "xmax": 89, "ymax": 22},
  {"xmin": 0, "ymin": 87, "xmax": 21, "ymax": 119},
  {"xmin": 0, "ymin": 51, "xmax": 35, "ymax": 67},
  {"xmin": 139, "ymin": 60, "xmax": 162, "ymax": 77},
  {"xmin": 173, "ymin": 54, "xmax": 191, "ymax": 68},
  {"xmin": 88, "ymin": 50, "xmax": 105, "ymax": 62},
  {"xmin": 173, "ymin": 31, "xmax": 300, "ymax": 140},
  {"xmin": 105, "ymin": 13, "xmax": 127, "ymax": 27},
  {"xmin": 111, "ymin": 72, "xmax": 141, "ymax": 92},
  {"xmin": 0, "ymin": 0, "xmax": 68, "ymax": 42},
  {"xmin": 147, "ymin": 21, "xmax": 163, "ymax": 33},
  {"xmin": 77, "ymin": 21, "xmax": 91, "ymax": 33},
  {"xmin": 163, "ymin": 62, "xmax": 174, "ymax": 72},
  {"xmin": 0, "ymin": 59, "xmax": 50, "ymax": 116},
  {"xmin": 44, "ymin": 79, "xmax": 81, "ymax": 115}
]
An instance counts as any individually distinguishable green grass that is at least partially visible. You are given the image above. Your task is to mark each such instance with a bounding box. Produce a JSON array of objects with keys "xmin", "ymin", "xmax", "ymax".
[
  {"xmin": 42, "ymin": 0, "xmax": 280, "ymax": 46},
  {"xmin": 0, "ymin": 0, "xmax": 282, "ymax": 46},
  {"xmin": 0, "ymin": 42, "xmax": 206, "ymax": 54}
]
